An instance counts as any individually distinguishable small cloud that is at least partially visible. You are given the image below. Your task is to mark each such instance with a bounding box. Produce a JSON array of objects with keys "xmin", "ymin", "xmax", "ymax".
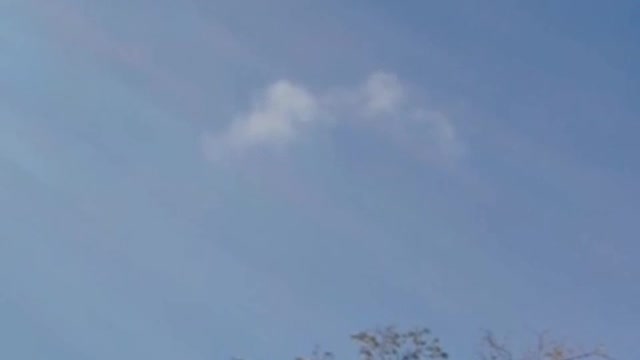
[
  {"xmin": 361, "ymin": 71, "xmax": 406, "ymax": 116},
  {"xmin": 412, "ymin": 110, "xmax": 464, "ymax": 164},
  {"xmin": 203, "ymin": 72, "xmax": 463, "ymax": 165},
  {"xmin": 203, "ymin": 81, "xmax": 317, "ymax": 160}
]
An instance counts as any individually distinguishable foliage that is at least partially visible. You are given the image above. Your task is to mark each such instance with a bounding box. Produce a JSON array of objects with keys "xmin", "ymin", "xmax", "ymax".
[
  {"xmin": 351, "ymin": 327, "xmax": 448, "ymax": 360},
  {"xmin": 235, "ymin": 326, "xmax": 610, "ymax": 360},
  {"xmin": 480, "ymin": 331, "xmax": 610, "ymax": 360}
]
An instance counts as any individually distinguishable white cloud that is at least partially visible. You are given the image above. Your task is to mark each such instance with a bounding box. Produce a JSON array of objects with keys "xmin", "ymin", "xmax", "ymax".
[
  {"xmin": 203, "ymin": 71, "xmax": 463, "ymax": 164},
  {"xmin": 229, "ymin": 80, "xmax": 316, "ymax": 146},
  {"xmin": 361, "ymin": 71, "xmax": 406, "ymax": 116},
  {"xmin": 410, "ymin": 110, "xmax": 464, "ymax": 163},
  {"xmin": 203, "ymin": 80, "xmax": 317, "ymax": 160}
]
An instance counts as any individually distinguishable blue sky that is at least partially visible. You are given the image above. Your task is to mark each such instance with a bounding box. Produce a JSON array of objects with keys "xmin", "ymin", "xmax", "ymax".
[{"xmin": 1, "ymin": 0, "xmax": 639, "ymax": 359}]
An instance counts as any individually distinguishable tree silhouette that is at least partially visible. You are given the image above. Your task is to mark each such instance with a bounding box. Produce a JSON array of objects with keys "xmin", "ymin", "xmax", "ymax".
[{"xmin": 236, "ymin": 325, "xmax": 610, "ymax": 360}]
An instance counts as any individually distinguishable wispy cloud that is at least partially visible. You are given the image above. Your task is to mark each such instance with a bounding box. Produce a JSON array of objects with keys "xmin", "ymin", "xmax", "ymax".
[
  {"xmin": 361, "ymin": 72, "xmax": 406, "ymax": 116},
  {"xmin": 203, "ymin": 71, "xmax": 463, "ymax": 164},
  {"xmin": 203, "ymin": 81, "xmax": 317, "ymax": 161}
]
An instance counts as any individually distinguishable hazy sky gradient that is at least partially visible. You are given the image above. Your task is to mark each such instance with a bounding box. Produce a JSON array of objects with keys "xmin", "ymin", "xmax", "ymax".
[{"xmin": 2, "ymin": 1, "xmax": 639, "ymax": 359}]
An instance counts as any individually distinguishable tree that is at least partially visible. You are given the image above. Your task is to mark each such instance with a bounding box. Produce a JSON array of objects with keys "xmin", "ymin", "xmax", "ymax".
[
  {"xmin": 238, "ymin": 326, "xmax": 610, "ymax": 360},
  {"xmin": 480, "ymin": 331, "xmax": 610, "ymax": 360},
  {"xmin": 350, "ymin": 327, "xmax": 448, "ymax": 360}
]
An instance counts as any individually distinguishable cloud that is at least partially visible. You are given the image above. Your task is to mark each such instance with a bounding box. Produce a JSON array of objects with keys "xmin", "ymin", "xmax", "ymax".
[
  {"xmin": 361, "ymin": 72, "xmax": 406, "ymax": 116},
  {"xmin": 392, "ymin": 109, "xmax": 464, "ymax": 165},
  {"xmin": 203, "ymin": 71, "xmax": 463, "ymax": 164},
  {"xmin": 225, "ymin": 81, "xmax": 317, "ymax": 146},
  {"xmin": 203, "ymin": 81, "xmax": 317, "ymax": 160}
]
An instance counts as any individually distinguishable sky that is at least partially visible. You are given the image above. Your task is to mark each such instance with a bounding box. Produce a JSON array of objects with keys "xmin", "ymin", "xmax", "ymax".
[{"xmin": 1, "ymin": 0, "xmax": 639, "ymax": 359}]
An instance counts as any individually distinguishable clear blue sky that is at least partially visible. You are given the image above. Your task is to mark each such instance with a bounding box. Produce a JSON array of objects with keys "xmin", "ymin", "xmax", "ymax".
[{"xmin": 1, "ymin": 0, "xmax": 639, "ymax": 359}]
